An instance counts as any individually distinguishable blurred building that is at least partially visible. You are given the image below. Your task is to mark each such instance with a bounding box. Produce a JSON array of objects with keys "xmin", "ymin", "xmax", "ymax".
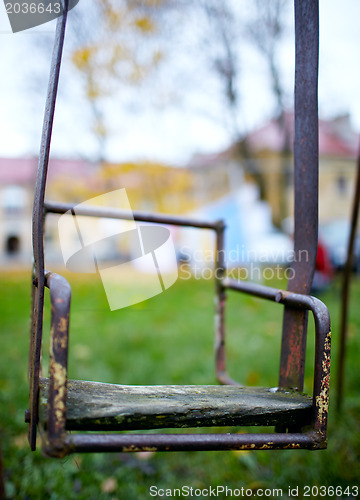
[
  {"xmin": 0, "ymin": 157, "xmax": 98, "ymax": 267},
  {"xmin": 0, "ymin": 157, "xmax": 212, "ymax": 267},
  {"xmin": 1, "ymin": 113, "xmax": 358, "ymax": 267},
  {"xmin": 187, "ymin": 113, "xmax": 359, "ymax": 227}
]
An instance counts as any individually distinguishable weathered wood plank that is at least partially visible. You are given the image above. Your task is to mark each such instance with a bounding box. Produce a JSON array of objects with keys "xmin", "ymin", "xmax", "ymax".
[{"xmin": 39, "ymin": 378, "xmax": 312, "ymax": 430}]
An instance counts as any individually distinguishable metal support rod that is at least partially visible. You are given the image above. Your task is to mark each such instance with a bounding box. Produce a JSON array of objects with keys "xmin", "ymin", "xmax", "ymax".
[
  {"xmin": 65, "ymin": 432, "xmax": 323, "ymax": 454},
  {"xmin": 46, "ymin": 273, "xmax": 71, "ymax": 447},
  {"xmin": 336, "ymin": 143, "xmax": 360, "ymax": 413},
  {"xmin": 279, "ymin": 0, "xmax": 319, "ymax": 390},
  {"xmin": 214, "ymin": 223, "xmax": 238, "ymax": 385},
  {"xmin": 29, "ymin": 2, "xmax": 69, "ymax": 451},
  {"xmin": 44, "ymin": 200, "xmax": 220, "ymax": 230}
]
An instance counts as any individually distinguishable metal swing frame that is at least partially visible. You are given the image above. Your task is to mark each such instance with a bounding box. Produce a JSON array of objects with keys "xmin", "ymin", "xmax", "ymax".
[{"xmin": 27, "ymin": 0, "xmax": 331, "ymax": 457}]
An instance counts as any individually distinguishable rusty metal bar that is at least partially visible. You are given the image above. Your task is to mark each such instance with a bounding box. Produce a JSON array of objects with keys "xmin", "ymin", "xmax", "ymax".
[
  {"xmin": 336, "ymin": 143, "xmax": 360, "ymax": 413},
  {"xmin": 214, "ymin": 223, "xmax": 238, "ymax": 385},
  {"xmin": 224, "ymin": 277, "xmax": 331, "ymax": 438},
  {"xmin": 29, "ymin": 265, "xmax": 36, "ymax": 380},
  {"xmin": 29, "ymin": 2, "xmax": 69, "ymax": 451},
  {"xmin": 224, "ymin": 278, "xmax": 329, "ymax": 317},
  {"xmin": 279, "ymin": 0, "xmax": 319, "ymax": 391},
  {"xmin": 224, "ymin": 278, "xmax": 284, "ymax": 302},
  {"xmin": 44, "ymin": 200, "xmax": 220, "ymax": 230},
  {"xmin": 45, "ymin": 272, "xmax": 71, "ymax": 455},
  {"xmin": 65, "ymin": 431, "xmax": 322, "ymax": 454}
]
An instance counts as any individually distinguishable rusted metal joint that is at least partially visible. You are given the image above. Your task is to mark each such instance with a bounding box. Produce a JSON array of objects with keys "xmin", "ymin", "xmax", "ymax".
[
  {"xmin": 215, "ymin": 219, "xmax": 226, "ymax": 231},
  {"xmin": 42, "ymin": 437, "xmax": 72, "ymax": 459}
]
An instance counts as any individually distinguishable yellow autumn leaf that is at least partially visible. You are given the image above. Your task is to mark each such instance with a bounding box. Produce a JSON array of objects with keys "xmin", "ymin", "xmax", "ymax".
[
  {"xmin": 134, "ymin": 16, "xmax": 155, "ymax": 33},
  {"xmin": 72, "ymin": 46, "xmax": 97, "ymax": 70}
]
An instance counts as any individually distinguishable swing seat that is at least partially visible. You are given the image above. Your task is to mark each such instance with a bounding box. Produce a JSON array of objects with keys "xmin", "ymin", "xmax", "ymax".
[
  {"xmin": 27, "ymin": 266, "xmax": 330, "ymax": 457},
  {"xmin": 38, "ymin": 378, "xmax": 313, "ymax": 431},
  {"xmin": 27, "ymin": 0, "xmax": 331, "ymax": 458}
]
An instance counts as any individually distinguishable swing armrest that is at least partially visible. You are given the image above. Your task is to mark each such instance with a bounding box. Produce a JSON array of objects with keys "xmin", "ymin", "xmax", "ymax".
[
  {"xmin": 44, "ymin": 271, "xmax": 71, "ymax": 454},
  {"xmin": 223, "ymin": 278, "xmax": 331, "ymax": 441}
]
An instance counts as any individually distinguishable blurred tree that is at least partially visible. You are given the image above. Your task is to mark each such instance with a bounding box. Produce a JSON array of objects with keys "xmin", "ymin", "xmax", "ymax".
[
  {"xmin": 247, "ymin": 0, "xmax": 290, "ymax": 122},
  {"xmin": 247, "ymin": 0, "xmax": 292, "ymax": 224},
  {"xmin": 100, "ymin": 160, "xmax": 196, "ymax": 213},
  {"xmin": 193, "ymin": 0, "xmax": 292, "ymax": 224},
  {"xmin": 28, "ymin": 0, "xmax": 293, "ymax": 219},
  {"xmin": 196, "ymin": 0, "xmax": 240, "ymax": 139},
  {"xmin": 192, "ymin": 0, "xmax": 263, "ymax": 197},
  {"xmin": 69, "ymin": 0, "xmax": 172, "ymax": 161}
]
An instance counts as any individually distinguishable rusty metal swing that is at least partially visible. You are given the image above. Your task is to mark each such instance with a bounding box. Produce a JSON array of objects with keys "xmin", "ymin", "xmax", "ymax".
[{"xmin": 27, "ymin": 0, "xmax": 331, "ymax": 457}]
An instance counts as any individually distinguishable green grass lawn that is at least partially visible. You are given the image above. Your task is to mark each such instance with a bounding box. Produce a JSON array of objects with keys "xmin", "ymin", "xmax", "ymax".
[{"xmin": 1, "ymin": 269, "xmax": 360, "ymax": 499}]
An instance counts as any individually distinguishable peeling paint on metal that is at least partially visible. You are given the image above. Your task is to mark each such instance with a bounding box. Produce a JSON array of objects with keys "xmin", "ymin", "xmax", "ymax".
[{"xmin": 316, "ymin": 331, "xmax": 331, "ymax": 431}]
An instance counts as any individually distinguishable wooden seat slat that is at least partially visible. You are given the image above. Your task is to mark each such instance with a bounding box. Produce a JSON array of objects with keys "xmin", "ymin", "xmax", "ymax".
[{"xmin": 39, "ymin": 378, "xmax": 312, "ymax": 431}]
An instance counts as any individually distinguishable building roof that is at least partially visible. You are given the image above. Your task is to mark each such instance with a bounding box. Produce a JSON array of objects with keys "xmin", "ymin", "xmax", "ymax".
[
  {"xmin": 246, "ymin": 112, "xmax": 359, "ymax": 158},
  {"xmin": 188, "ymin": 113, "xmax": 359, "ymax": 169},
  {"xmin": 0, "ymin": 157, "xmax": 98, "ymax": 186}
]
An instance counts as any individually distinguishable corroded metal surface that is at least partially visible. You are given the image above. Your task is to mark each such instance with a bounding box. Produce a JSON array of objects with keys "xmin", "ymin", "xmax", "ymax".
[
  {"xmin": 45, "ymin": 272, "xmax": 71, "ymax": 452},
  {"xmin": 214, "ymin": 221, "xmax": 239, "ymax": 385},
  {"xmin": 279, "ymin": 0, "xmax": 320, "ymax": 391},
  {"xmin": 65, "ymin": 432, "xmax": 322, "ymax": 454}
]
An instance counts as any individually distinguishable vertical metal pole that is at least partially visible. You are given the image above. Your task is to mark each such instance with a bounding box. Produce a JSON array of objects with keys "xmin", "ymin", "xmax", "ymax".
[
  {"xmin": 279, "ymin": 0, "xmax": 319, "ymax": 390},
  {"xmin": 29, "ymin": 2, "xmax": 69, "ymax": 451},
  {"xmin": 214, "ymin": 222, "xmax": 239, "ymax": 385},
  {"xmin": 336, "ymin": 144, "xmax": 360, "ymax": 412},
  {"xmin": 214, "ymin": 222, "xmax": 227, "ymax": 381}
]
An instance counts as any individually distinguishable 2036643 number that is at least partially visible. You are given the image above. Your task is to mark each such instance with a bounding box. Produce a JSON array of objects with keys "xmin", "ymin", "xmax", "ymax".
[
  {"xmin": 304, "ymin": 485, "xmax": 358, "ymax": 497},
  {"xmin": 5, "ymin": 2, "xmax": 61, "ymax": 14}
]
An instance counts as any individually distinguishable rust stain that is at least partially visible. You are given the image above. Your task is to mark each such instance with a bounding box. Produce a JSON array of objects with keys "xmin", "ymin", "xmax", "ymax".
[
  {"xmin": 49, "ymin": 359, "xmax": 66, "ymax": 430},
  {"xmin": 316, "ymin": 331, "xmax": 331, "ymax": 430},
  {"xmin": 56, "ymin": 330, "xmax": 68, "ymax": 350},
  {"xmin": 57, "ymin": 317, "xmax": 68, "ymax": 334},
  {"xmin": 232, "ymin": 443, "xmax": 257, "ymax": 450},
  {"xmin": 283, "ymin": 443, "xmax": 301, "ymax": 449},
  {"xmin": 258, "ymin": 442, "xmax": 275, "ymax": 450},
  {"xmin": 49, "ymin": 338, "xmax": 67, "ymax": 433},
  {"xmin": 282, "ymin": 331, "xmax": 302, "ymax": 383}
]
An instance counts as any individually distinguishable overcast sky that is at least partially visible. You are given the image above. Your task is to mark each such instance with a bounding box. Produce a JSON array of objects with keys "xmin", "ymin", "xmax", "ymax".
[{"xmin": 0, "ymin": 0, "xmax": 359, "ymax": 165}]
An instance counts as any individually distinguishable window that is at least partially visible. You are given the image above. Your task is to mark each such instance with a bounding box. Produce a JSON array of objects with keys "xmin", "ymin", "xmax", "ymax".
[{"xmin": 6, "ymin": 235, "xmax": 20, "ymax": 255}]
